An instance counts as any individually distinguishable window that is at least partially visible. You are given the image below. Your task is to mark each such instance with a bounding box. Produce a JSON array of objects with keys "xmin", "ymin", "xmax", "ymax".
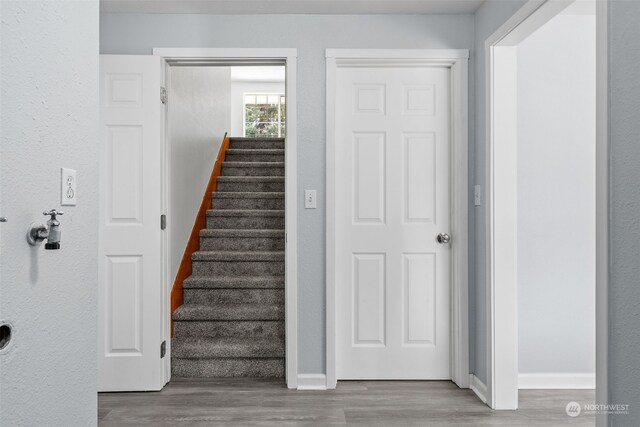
[{"xmin": 243, "ymin": 93, "xmax": 286, "ymax": 138}]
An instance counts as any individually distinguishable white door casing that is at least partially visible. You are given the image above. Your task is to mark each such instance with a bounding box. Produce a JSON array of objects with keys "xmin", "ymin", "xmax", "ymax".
[
  {"xmin": 335, "ymin": 65, "xmax": 451, "ymax": 379},
  {"xmin": 326, "ymin": 49, "xmax": 469, "ymax": 388},
  {"xmin": 152, "ymin": 48, "xmax": 299, "ymax": 389},
  {"xmin": 98, "ymin": 55, "xmax": 163, "ymax": 391}
]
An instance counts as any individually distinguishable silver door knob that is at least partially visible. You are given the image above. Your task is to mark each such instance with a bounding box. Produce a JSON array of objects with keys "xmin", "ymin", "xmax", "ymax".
[
  {"xmin": 0, "ymin": 217, "xmax": 7, "ymax": 223},
  {"xmin": 436, "ymin": 232, "xmax": 451, "ymax": 244}
]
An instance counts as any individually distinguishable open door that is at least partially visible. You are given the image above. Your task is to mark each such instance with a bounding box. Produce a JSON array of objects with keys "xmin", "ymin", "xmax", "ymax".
[{"xmin": 98, "ymin": 55, "xmax": 164, "ymax": 391}]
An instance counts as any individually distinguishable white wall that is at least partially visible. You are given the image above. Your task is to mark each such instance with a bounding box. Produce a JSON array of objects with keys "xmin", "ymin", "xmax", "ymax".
[
  {"xmin": 168, "ymin": 67, "xmax": 231, "ymax": 283},
  {"xmin": 516, "ymin": 13, "xmax": 596, "ymax": 378},
  {"xmin": 0, "ymin": 1, "xmax": 99, "ymax": 425},
  {"xmin": 230, "ymin": 81, "xmax": 286, "ymax": 137}
]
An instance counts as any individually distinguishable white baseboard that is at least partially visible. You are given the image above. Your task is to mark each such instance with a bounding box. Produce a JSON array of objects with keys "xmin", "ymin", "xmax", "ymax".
[
  {"xmin": 518, "ymin": 373, "xmax": 595, "ymax": 389},
  {"xmin": 470, "ymin": 374, "xmax": 488, "ymax": 404},
  {"xmin": 297, "ymin": 374, "xmax": 327, "ymax": 390}
]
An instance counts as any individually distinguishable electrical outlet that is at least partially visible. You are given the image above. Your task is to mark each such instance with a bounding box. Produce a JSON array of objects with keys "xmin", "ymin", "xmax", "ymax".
[
  {"xmin": 304, "ymin": 190, "xmax": 317, "ymax": 209},
  {"xmin": 474, "ymin": 185, "xmax": 481, "ymax": 207},
  {"xmin": 61, "ymin": 168, "xmax": 77, "ymax": 206}
]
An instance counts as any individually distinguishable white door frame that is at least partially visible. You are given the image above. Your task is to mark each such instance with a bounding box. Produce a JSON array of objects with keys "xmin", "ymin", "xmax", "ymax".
[
  {"xmin": 152, "ymin": 48, "xmax": 299, "ymax": 389},
  {"xmin": 484, "ymin": 0, "xmax": 608, "ymax": 418},
  {"xmin": 325, "ymin": 49, "xmax": 470, "ymax": 389}
]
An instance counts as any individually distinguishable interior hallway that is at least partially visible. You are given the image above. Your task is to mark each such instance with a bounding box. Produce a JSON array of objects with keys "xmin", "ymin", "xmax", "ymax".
[{"xmin": 98, "ymin": 379, "xmax": 595, "ymax": 426}]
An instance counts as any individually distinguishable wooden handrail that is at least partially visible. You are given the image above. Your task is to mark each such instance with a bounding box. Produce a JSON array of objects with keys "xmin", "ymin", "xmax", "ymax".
[{"xmin": 170, "ymin": 132, "xmax": 231, "ymax": 336}]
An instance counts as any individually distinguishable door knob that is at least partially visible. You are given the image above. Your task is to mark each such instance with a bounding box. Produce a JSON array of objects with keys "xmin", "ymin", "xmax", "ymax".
[
  {"xmin": 436, "ymin": 232, "xmax": 451, "ymax": 244},
  {"xmin": 0, "ymin": 217, "xmax": 6, "ymax": 222}
]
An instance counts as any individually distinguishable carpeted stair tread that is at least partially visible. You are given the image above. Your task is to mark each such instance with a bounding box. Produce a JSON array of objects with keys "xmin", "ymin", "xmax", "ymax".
[
  {"xmin": 173, "ymin": 320, "xmax": 284, "ymax": 338},
  {"xmin": 200, "ymin": 229, "xmax": 284, "ymax": 237},
  {"xmin": 217, "ymin": 176, "xmax": 284, "ymax": 182},
  {"xmin": 216, "ymin": 176, "xmax": 284, "ymax": 192},
  {"xmin": 192, "ymin": 251, "xmax": 284, "ymax": 261},
  {"xmin": 229, "ymin": 139, "xmax": 285, "ymax": 150},
  {"xmin": 183, "ymin": 288, "xmax": 283, "ymax": 305},
  {"xmin": 222, "ymin": 161, "xmax": 284, "ymax": 168},
  {"xmin": 206, "ymin": 209, "xmax": 284, "ymax": 217},
  {"xmin": 172, "ymin": 358, "xmax": 284, "ymax": 378},
  {"xmin": 173, "ymin": 303, "xmax": 284, "ymax": 321},
  {"xmin": 221, "ymin": 162, "xmax": 284, "ymax": 177},
  {"xmin": 212, "ymin": 192, "xmax": 284, "ymax": 199},
  {"xmin": 226, "ymin": 149, "xmax": 284, "ymax": 155},
  {"xmin": 183, "ymin": 276, "xmax": 285, "ymax": 289},
  {"xmin": 211, "ymin": 192, "xmax": 285, "ymax": 210},
  {"xmin": 172, "ymin": 337, "xmax": 285, "ymax": 359},
  {"xmin": 225, "ymin": 150, "xmax": 284, "ymax": 163},
  {"xmin": 229, "ymin": 137, "xmax": 284, "ymax": 142}
]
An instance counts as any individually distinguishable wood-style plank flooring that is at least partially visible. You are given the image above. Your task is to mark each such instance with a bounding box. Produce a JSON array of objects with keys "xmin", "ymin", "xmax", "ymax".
[{"xmin": 98, "ymin": 378, "xmax": 595, "ymax": 426}]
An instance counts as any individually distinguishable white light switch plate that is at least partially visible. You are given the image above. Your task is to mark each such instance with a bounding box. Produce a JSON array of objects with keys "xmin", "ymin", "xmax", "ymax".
[
  {"xmin": 474, "ymin": 185, "xmax": 481, "ymax": 206},
  {"xmin": 61, "ymin": 168, "xmax": 77, "ymax": 206},
  {"xmin": 304, "ymin": 190, "xmax": 317, "ymax": 209}
]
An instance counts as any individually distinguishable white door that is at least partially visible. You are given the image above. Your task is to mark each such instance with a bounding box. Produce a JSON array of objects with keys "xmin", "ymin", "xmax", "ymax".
[
  {"xmin": 98, "ymin": 55, "xmax": 163, "ymax": 391},
  {"xmin": 335, "ymin": 66, "xmax": 451, "ymax": 379}
]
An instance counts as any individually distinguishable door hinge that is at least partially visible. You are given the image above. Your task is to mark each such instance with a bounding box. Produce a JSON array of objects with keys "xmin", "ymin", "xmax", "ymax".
[
  {"xmin": 160, "ymin": 86, "xmax": 167, "ymax": 104},
  {"xmin": 160, "ymin": 214, "xmax": 166, "ymax": 230},
  {"xmin": 160, "ymin": 340, "xmax": 166, "ymax": 358}
]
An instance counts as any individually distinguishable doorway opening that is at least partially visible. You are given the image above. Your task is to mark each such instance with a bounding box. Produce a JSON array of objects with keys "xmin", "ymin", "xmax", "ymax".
[
  {"xmin": 165, "ymin": 62, "xmax": 289, "ymax": 383},
  {"xmin": 484, "ymin": 0, "xmax": 605, "ymax": 416},
  {"xmin": 516, "ymin": 2, "xmax": 596, "ymax": 394},
  {"xmin": 158, "ymin": 50, "xmax": 298, "ymax": 389}
]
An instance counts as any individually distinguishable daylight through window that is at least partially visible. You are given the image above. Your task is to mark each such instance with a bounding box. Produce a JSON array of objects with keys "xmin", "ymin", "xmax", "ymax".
[{"xmin": 243, "ymin": 93, "xmax": 286, "ymax": 138}]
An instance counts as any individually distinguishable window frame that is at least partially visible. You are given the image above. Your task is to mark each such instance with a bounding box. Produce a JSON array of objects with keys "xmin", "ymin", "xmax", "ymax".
[{"xmin": 242, "ymin": 92, "xmax": 286, "ymax": 138}]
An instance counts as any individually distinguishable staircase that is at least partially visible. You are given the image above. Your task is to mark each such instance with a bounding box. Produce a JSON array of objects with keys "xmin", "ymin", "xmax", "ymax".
[{"xmin": 172, "ymin": 137, "xmax": 285, "ymax": 378}]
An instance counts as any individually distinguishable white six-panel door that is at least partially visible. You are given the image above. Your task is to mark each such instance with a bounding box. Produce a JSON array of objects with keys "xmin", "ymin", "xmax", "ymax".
[
  {"xmin": 98, "ymin": 55, "xmax": 163, "ymax": 391},
  {"xmin": 335, "ymin": 66, "xmax": 451, "ymax": 379}
]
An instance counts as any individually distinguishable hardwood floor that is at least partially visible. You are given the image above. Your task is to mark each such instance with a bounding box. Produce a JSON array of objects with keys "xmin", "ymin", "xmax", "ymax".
[{"xmin": 98, "ymin": 378, "xmax": 595, "ymax": 426}]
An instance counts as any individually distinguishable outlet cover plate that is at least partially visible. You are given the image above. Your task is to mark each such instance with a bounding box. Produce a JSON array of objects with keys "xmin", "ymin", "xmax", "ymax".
[
  {"xmin": 61, "ymin": 168, "xmax": 77, "ymax": 206},
  {"xmin": 304, "ymin": 190, "xmax": 317, "ymax": 209}
]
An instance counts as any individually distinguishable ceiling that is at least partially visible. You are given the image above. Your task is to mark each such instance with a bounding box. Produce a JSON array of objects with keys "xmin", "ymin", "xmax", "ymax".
[
  {"xmin": 560, "ymin": 0, "xmax": 595, "ymax": 15},
  {"xmin": 230, "ymin": 66, "xmax": 286, "ymax": 82},
  {"xmin": 100, "ymin": 0, "xmax": 486, "ymax": 15}
]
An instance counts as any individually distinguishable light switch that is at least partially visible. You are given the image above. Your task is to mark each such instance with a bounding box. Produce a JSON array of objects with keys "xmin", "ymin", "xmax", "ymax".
[
  {"xmin": 61, "ymin": 168, "xmax": 77, "ymax": 206},
  {"xmin": 304, "ymin": 190, "xmax": 317, "ymax": 209},
  {"xmin": 474, "ymin": 185, "xmax": 481, "ymax": 207}
]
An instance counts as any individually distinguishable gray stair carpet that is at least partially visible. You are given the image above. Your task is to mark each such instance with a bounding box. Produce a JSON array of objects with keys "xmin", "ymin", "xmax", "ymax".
[{"xmin": 172, "ymin": 137, "xmax": 285, "ymax": 378}]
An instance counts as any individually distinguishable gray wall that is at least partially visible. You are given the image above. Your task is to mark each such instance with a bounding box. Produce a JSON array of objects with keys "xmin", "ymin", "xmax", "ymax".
[
  {"xmin": 100, "ymin": 13, "xmax": 474, "ymax": 374},
  {"xmin": 0, "ymin": 1, "xmax": 99, "ymax": 425},
  {"xmin": 472, "ymin": 0, "xmax": 528, "ymax": 384},
  {"xmin": 609, "ymin": 0, "xmax": 640, "ymax": 424}
]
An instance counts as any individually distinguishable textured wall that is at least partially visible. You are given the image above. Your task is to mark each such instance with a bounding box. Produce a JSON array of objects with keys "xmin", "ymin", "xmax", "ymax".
[
  {"xmin": 168, "ymin": 66, "xmax": 231, "ymax": 284},
  {"xmin": 0, "ymin": 1, "xmax": 99, "ymax": 425},
  {"xmin": 609, "ymin": 0, "xmax": 640, "ymax": 424},
  {"xmin": 100, "ymin": 13, "xmax": 474, "ymax": 374},
  {"xmin": 517, "ymin": 13, "xmax": 596, "ymax": 376}
]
